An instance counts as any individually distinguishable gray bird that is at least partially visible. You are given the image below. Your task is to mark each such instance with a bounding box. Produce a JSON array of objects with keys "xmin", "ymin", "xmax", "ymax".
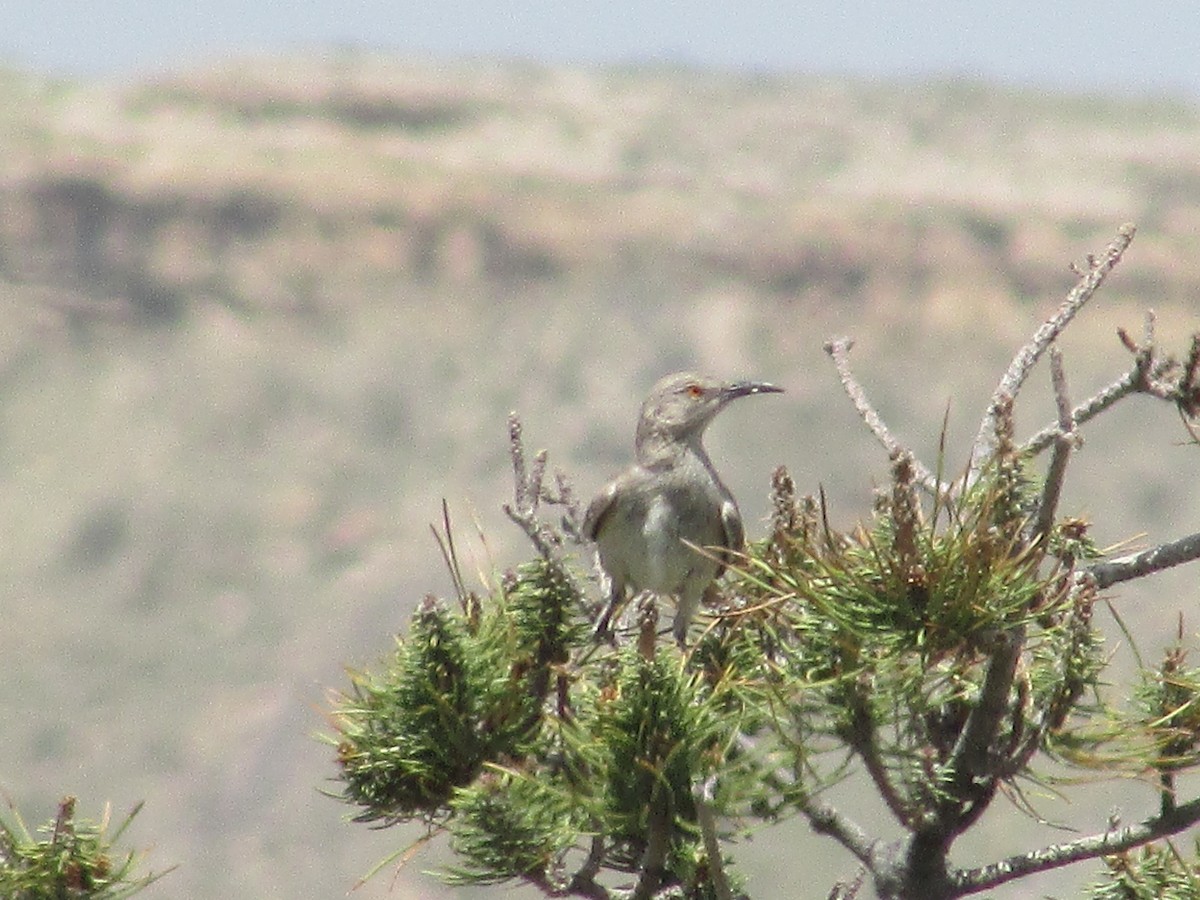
[{"xmin": 583, "ymin": 372, "xmax": 783, "ymax": 645}]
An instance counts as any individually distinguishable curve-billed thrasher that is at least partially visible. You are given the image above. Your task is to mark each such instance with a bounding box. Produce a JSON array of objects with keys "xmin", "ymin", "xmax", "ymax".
[{"xmin": 583, "ymin": 372, "xmax": 783, "ymax": 644}]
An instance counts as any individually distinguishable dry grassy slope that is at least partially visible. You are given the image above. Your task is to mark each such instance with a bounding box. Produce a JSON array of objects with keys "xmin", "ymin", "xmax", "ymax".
[
  {"xmin": 0, "ymin": 57, "xmax": 1199, "ymax": 900},
  {"xmin": 2, "ymin": 55, "xmax": 1200, "ymax": 331}
]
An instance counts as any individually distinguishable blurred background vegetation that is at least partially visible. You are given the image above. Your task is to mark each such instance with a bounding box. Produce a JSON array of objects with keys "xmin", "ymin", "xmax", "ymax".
[{"xmin": 1, "ymin": 54, "xmax": 1198, "ymax": 898}]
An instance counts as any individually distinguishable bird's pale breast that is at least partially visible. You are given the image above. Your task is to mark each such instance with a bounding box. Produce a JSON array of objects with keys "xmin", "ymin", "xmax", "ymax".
[{"xmin": 596, "ymin": 472, "xmax": 726, "ymax": 596}]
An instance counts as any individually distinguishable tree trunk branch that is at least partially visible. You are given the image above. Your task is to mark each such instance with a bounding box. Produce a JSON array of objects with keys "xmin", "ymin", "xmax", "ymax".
[
  {"xmin": 694, "ymin": 775, "xmax": 734, "ymax": 900},
  {"xmin": 948, "ymin": 794, "xmax": 1200, "ymax": 895},
  {"xmin": 1086, "ymin": 530, "xmax": 1200, "ymax": 589},
  {"xmin": 804, "ymin": 798, "xmax": 878, "ymax": 869}
]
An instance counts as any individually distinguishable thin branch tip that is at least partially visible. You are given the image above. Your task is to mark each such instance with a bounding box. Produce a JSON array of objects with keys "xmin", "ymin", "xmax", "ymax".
[
  {"xmin": 825, "ymin": 334, "xmax": 944, "ymax": 493},
  {"xmin": 973, "ymin": 224, "xmax": 1138, "ymax": 468}
]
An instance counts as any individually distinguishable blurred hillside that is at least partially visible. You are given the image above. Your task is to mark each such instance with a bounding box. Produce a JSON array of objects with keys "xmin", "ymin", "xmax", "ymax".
[
  {"xmin": 1, "ymin": 56, "xmax": 1198, "ymax": 899},
  {"xmin": 5, "ymin": 55, "xmax": 1200, "ymax": 332}
]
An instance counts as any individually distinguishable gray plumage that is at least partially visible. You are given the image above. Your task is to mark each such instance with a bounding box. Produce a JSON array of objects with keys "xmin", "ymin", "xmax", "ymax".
[{"xmin": 583, "ymin": 371, "xmax": 783, "ymax": 644}]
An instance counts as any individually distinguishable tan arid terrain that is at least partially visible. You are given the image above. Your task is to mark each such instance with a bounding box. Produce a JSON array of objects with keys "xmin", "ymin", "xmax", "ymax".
[{"xmin": 1, "ymin": 55, "xmax": 1199, "ymax": 899}]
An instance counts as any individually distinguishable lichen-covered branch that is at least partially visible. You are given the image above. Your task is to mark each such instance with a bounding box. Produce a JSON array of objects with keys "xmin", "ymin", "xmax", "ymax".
[
  {"xmin": 948, "ymin": 794, "xmax": 1200, "ymax": 895},
  {"xmin": 503, "ymin": 412, "xmax": 562, "ymax": 561},
  {"xmin": 1086, "ymin": 530, "xmax": 1200, "ymax": 589},
  {"xmin": 1020, "ymin": 361, "xmax": 1166, "ymax": 456},
  {"xmin": 972, "ymin": 223, "xmax": 1136, "ymax": 467}
]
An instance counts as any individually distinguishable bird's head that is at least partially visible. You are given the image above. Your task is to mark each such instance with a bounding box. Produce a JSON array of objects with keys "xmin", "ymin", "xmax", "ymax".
[{"xmin": 635, "ymin": 371, "xmax": 783, "ymax": 452}]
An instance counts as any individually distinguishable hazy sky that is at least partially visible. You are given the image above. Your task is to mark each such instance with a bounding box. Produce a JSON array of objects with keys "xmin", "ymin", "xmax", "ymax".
[{"xmin": 5, "ymin": 1, "xmax": 1200, "ymax": 99}]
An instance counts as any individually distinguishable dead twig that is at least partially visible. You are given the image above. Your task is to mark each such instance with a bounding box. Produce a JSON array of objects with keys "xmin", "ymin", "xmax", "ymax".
[
  {"xmin": 824, "ymin": 337, "xmax": 946, "ymax": 495},
  {"xmin": 972, "ymin": 223, "xmax": 1136, "ymax": 470}
]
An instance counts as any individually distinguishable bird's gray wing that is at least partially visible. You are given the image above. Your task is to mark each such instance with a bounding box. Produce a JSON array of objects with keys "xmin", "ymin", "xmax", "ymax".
[
  {"xmin": 582, "ymin": 479, "xmax": 621, "ymax": 542},
  {"xmin": 715, "ymin": 498, "xmax": 745, "ymax": 578}
]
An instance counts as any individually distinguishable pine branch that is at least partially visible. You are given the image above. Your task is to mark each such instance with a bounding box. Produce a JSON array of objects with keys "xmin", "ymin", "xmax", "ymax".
[
  {"xmin": 846, "ymin": 679, "xmax": 917, "ymax": 828},
  {"xmin": 944, "ymin": 628, "xmax": 1023, "ymax": 823},
  {"xmin": 948, "ymin": 794, "xmax": 1200, "ymax": 895},
  {"xmin": 632, "ymin": 791, "xmax": 671, "ymax": 900},
  {"xmin": 1086, "ymin": 530, "xmax": 1200, "ymax": 589},
  {"xmin": 804, "ymin": 799, "xmax": 878, "ymax": 869},
  {"xmin": 972, "ymin": 223, "xmax": 1136, "ymax": 470}
]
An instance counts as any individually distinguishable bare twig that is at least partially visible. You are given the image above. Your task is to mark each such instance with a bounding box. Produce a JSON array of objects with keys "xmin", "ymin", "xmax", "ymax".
[
  {"xmin": 1029, "ymin": 348, "xmax": 1075, "ymax": 547},
  {"xmin": 1120, "ymin": 310, "xmax": 1185, "ymax": 402},
  {"xmin": 1114, "ymin": 317, "xmax": 1200, "ymax": 445},
  {"xmin": 804, "ymin": 798, "xmax": 878, "ymax": 868},
  {"xmin": 945, "ymin": 627, "xmax": 1023, "ymax": 820},
  {"xmin": 1086, "ymin": 531, "xmax": 1200, "ymax": 590},
  {"xmin": 1180, "ymin": 333, "xmax": 1200, "ymax": 419},
  {"xmin": 694, "ymin": 775, "xmax": 734, "ymax": 900},
  {"xmin": 1020, "ymin": 358, "xmax": 1173, "ymax": 456},
  {"xmin": 847, "ymin": 678, "xmax": 917, "ymax": 828},
  {"xmin": 551, "ymin": 469, "xmax": 587, "ymax": 543},
  {"xmin": 735, "ymin": 733, "xmax": 878, "ymax": 871},
  {"xmin": 503, "ymin": 412, "xmax": 562, "ymax": 561},
  {"xmin": 972, "ymin": 223, "xmax": 1136, "ymax": 469},
  {"xmin": 948, "ymin": 793, "xmax": 1200, "ymax": 894},
  {"xmin": 824, "ymin": 337, "xmax": 945, "ymax": 494}
]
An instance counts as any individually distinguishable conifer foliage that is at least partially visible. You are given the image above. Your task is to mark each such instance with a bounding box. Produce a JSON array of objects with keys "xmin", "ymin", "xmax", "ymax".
[{"xmin": 329, "ymin": 225, "xmax": 1200, "ymax": 898}]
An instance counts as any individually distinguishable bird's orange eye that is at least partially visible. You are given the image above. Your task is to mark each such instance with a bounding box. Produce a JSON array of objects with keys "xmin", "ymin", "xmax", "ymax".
[{"xmin": 686, "ymin": 384, "xmax": 704, "ymax": 399}]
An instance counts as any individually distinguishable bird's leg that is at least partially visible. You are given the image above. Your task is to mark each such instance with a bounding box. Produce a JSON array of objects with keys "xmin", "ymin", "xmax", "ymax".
[
  {"xmin": 700, "ymin": 581, "xmax": 724, "ymax": 610},
  {"xmin": 593, "ymin": 580, "xmax": 630, "ymax": 644},
  {"xmin": 673, "ymin": 590, "xmax": 703, "ymax": 647},
  {"xmin": 672, "ymin": 618, "xmax": 689, "ymax": 648}
]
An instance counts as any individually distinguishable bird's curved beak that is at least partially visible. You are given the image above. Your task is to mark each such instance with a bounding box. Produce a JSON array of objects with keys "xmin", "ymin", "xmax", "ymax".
[{"xmin": 724, "ymin": 380, "xmax": 784, "ymax": 400}]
